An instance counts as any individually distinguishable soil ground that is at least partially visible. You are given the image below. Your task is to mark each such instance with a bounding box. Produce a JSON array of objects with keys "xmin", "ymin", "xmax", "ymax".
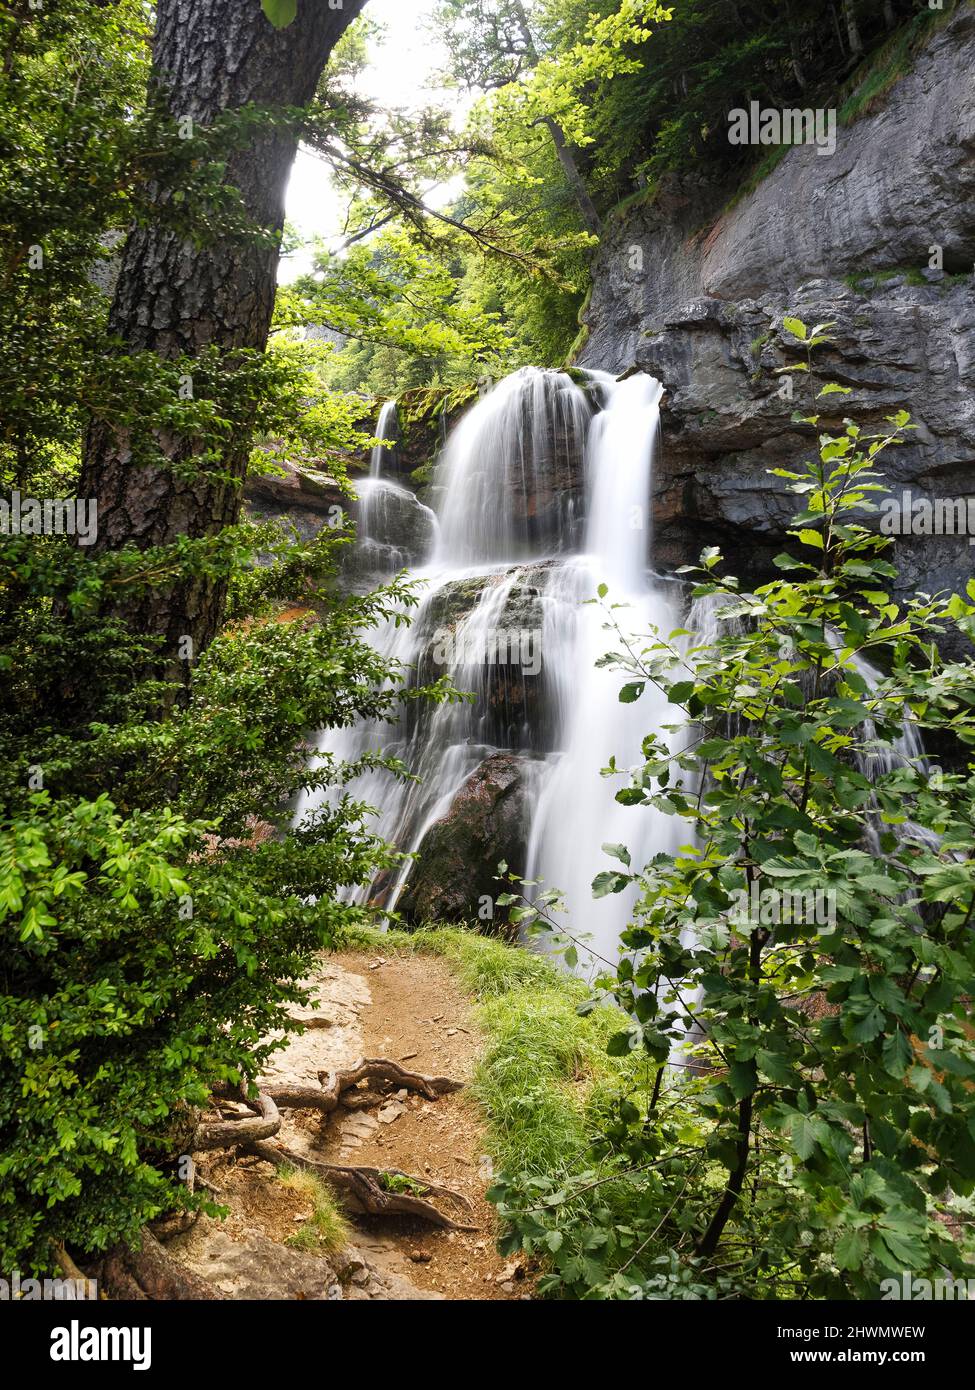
[{"xmin": 173, "ymin": 948, "xmax": 530, "ymax": 1301}]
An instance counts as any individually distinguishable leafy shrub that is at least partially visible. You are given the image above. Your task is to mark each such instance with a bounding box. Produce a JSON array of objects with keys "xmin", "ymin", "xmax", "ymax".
[{"xmin": 494, "ymin": 327, "xmax": 975, "ymax": 1297}]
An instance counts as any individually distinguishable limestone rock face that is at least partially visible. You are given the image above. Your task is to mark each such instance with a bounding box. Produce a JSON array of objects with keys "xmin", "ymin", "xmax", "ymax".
[
  {"xmin": 580, "ymin": 5, "xmax": 975, "ymax": 637},
  {"xmin": 398, "ymin": 752, "xmax": 537, "ymax": 925},
  {"xmin": 246, "ymin": 457, "xmax": 347, "ymax": 513}
]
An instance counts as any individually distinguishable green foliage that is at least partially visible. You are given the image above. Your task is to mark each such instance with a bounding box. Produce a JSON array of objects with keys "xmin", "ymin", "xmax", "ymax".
[
  {"xmin": 261, "ymin": 0, "xmax": 297, "ymax": 30},
  {"xmin": 0, "ymin": 0, "xmax": 447, "ymax": 1275},
  {"xmin": 577, "ymin": 0, "xmax": 943, "ymax": 207},
  {"xmin": 286, "ymin": 227, "xmax": 516, "ymax": 394},
  {"xmin": 492, "ymin": 327, "xmax": 975, "ymax": 1298}
]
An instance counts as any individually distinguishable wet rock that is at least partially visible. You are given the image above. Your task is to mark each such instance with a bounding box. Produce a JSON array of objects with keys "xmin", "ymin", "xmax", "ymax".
[
  {"xmin": 344, "ymin": 478, "xmax": 437, "ymax": 582},
  {"xmin": 247, "ymin": 458, "xmax": 348, "ymax": 516},
  {"xmin": 245, "ymin": 457, "xmax": 437, "ymax": 586},
  {"xmin": 407, "ymin": 565, "xmax": 555, "ymax": 751},
  {"xmin": 398, "ymin": 751, "xmax": 538, "ymax": 925}
]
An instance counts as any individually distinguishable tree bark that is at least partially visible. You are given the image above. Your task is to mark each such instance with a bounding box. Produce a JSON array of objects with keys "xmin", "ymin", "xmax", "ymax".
[
  {"xmin": 79, "ymin": 0, "xmax": 367, "ymax": 667},
  {"xmin": 841, "ymin": 0, "xmax": 864, "ymax": 59},
  {"xmin": 542, "ymin": 115, "xmax": 603, "ymax": 238}
]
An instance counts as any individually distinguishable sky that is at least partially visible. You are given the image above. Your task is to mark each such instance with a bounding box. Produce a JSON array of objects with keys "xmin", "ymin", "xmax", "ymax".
[{"xmin": 280, "ymin": 0, "xmax": 459, "ymax": 283}]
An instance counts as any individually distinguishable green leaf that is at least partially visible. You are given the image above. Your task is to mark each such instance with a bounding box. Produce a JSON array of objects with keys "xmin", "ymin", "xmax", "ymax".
[
  {"xmin": 849, "ymin": 1006, "xmax": 885, "ymax": 1044},
  {"xmin": 601, "ymin": 842, "xmax": 631, "ymax": 867},
  {"xmin": 728, "ymin": 1060, "xmax": 758, "ymax": 1099},
  {"xmin": 606, "ymin": 1029, "xmax": 636, "ymax": 1057},
  {"xmin": 756, "ymin": 1049, "xmax": 794, "ymax": 1085},
  {"xmin": 618, "ymin": 682, "xmax": 645, "ymax": 703},
  {"xmin": 773, "ymin": 552, "xmax": 815, "ymax": 571},
  {"xmin": 835, "ymin": 1229, "xmax": 867, "ymax": 1271},
  {"xmin": 788, "ymin": 1112, "xmax": 827, "ymax": 1160},
  {"xmin": 794, "ymin": 528, "xmax": 824, "ymax": 550},
  {"xmin": 783, "ymin": 315, "xmax": 807, "ymax": 340},
  {"xmin": 592, "ymin": 871, "xmax": 629, "ymax": 897},
  {"xmin": 667, "ymin": 680, "xmax": 695, "ymax": 705},
  {"xmin": 261, "ymin": 0, "xmax": 297, "ymax": 27},
  {"xmin": 881, "ymin": 1029, "xmax": 913, "ymax": 1079}
]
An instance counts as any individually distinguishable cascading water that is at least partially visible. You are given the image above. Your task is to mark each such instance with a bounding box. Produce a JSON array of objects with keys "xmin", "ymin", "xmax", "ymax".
[
  {"xmin": 524, "ymin": 374, "xmax": 684, "ymax": 966},
  {"xmin": 297, "ymin": 367, "xmax": 935, "ymax": 972},
  {"xmin": 369, "ymin": 399, "xmax": 400, "ymax": 480},
  {"xmin": 355, "ymin": 399, "xmax": 437, "ymax": 577},
  {"xmin": 297, "ymin": 369, "xmax": 694, "ymax": 964}
]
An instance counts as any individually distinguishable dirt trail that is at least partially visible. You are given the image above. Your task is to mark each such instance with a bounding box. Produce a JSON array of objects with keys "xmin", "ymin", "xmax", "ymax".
[{"xmin": 172, "ymin": 948, "xmax": 529, "ymax": 1301}]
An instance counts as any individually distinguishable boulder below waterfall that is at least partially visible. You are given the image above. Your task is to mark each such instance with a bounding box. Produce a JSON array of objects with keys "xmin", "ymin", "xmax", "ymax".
[{"xmin": 398, "ymin": 752, "xmax": 536, "ymax": 926}]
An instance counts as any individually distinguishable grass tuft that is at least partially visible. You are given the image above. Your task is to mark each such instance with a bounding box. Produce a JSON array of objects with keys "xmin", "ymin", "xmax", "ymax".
[{"xmin": 278, "ymin": 1167, "xmax": 350, "ymax": 1255}]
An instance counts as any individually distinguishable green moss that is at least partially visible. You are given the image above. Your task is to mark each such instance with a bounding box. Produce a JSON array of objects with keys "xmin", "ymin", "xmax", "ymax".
[
  {"xmin": 605, "ymin": 180, "xmax": 659, "ymax": 227},
  {"xmin": 844, "ymin": 263, "xmax": 961, "ymax": 296},
  {"xmin": 563, "ymin": 285, "xmax": 593, "ymax": 368},
  {"xmin": 837, "ymin": 3, "xmax": 956, "ymax": 127}
]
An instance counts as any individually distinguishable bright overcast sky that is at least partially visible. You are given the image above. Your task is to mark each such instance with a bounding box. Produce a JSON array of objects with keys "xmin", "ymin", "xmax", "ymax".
[{"xmin": 280, "ymin": 0, "xmax": 458, "ymax": 282}]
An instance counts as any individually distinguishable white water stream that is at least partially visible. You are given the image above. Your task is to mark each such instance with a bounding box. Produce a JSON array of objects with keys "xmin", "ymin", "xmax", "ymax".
[
  {"xmin": 296, "ymin": 365, "xmax": 932, "ymax": 971},
  {"xmin": 295, "ymin": 366, "xmax": 685, "ymax": 966}
]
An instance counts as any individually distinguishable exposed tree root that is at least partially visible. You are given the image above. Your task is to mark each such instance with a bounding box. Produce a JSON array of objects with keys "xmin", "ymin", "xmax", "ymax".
[
  {"xmin": 187, "ymin": 1059, "xmax": 475, "ymax": 1231},
  {"xmin": 191, "ymin": 1085, "xmax": 280, "ymax": 1151},
  {"xmin": 100, "ymin": 1227, "xmax": 222, "ymax": 1301},
  {"xmin": 263, "ymin": 1056, "xmax": 463, "ymax": 1116},
  {"xmin": 108, "ymin": 1055, "xmax": 473, "ymax": 1299},
  {"xmin": 247, "ymin": 1139, "xmax": 478, "ymax": 1232}
]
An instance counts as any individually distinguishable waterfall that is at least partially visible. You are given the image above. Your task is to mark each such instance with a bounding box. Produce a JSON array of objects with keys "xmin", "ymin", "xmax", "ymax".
[
  {"xmin": 369, "ymin": 399, "xmax": 400, "ymax": 480},
  {"xmin": 297, "ymin": 366, "xmax": 934, "ymax": 969},
  {"xmin": 354, "ymin": 399, "xmax": 437, "ymax": 576},
  {"xmin": 435, "ymin": 367, "xmax": 591, "ymax": 565},
  {"xmin": 359, "ymin": 400, "xmax": 401, "ymax": 547},
  {"xmin": 524, "ymin": 374, "xmax": 683, "ymax": 966},
  {"xmin": 296, "ymin": 367, "xmax": 681, "ymax": 963}
]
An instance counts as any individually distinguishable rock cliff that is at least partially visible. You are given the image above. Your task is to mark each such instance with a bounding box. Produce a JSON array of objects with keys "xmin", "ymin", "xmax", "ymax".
[{"xmin": 580, "ymin": 4, "xmax": 975, "ymax": 627}]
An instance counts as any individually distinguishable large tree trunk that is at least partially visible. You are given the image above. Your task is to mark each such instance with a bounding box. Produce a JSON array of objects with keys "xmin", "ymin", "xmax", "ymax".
[{"xmin": 79, "ymin": 0, "xmax": 367, "ymax": 668}]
